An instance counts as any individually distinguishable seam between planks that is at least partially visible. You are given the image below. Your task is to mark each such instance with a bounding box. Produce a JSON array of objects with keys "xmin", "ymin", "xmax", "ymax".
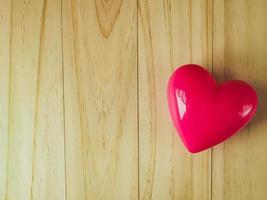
[
  {"xmin": 137, "ymin": 0, "xmax": 140, "ymax": 200},
  {"xmin": 60, "ymin": 0, "xmax": 68, "ymax": 199}
]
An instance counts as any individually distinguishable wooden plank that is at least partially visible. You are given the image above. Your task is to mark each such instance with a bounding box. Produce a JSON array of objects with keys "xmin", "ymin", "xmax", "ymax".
[
  {"xmin": 62, "ymin": 0, "xmax": 138, "ymax": 199},
  {"xmin": 212, "ymin": 0, "xmax": 267, "ymax": 199},
  {"xmin": 0, "ymin": 1, "xmax": 11, "ymax": 199},
  {"xmin": 4, "ymin": 0, "xmax": 65, "ymax": 199},
  {"xmin": 138, "ymin": 0, "xmax": 212, "ymax": 199}
]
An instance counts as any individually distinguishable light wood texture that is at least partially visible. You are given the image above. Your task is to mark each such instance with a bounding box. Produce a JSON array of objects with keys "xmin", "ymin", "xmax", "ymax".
[
  {"xmin": 0, "ymin": 1, "xmax": 11, "ymax": 199},
  {"xmin": 212, "ymin": 0, "xmax": 267, "ymax": 199},
  {"xmin": 2, "ymin": 0, "xmax": 65, "ymax": 200},
  {"xmin": 138, "ymin": 0, "xmax": 212, "ymax": 199},
  {"xmin": 0, "ymin": 0, "xmax": 267, "ymax": 199},
  {"xmin": 62, "ymin": 0, "xmax": 138, "ymax": 199}
]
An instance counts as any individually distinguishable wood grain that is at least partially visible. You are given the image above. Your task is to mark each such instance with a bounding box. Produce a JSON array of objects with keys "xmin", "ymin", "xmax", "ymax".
[
  {"xmin": 0, "ymin": 0, "xmax": 11, "ymax": 199},
  {"xmin": 3, "ymin": 0, "xmax": 65, "ymax": 199},
  {"xmin": 212, "ymin": 0, "xmax": 267, "ymax": 199},
  {"xmin": 138, "ymin": 0, "xmax": 212, "ymax": 199},
  {"xmin": 62, "ymin": 0, "xmax": 138, "ymax": 199},
  {"xmin": 0, "ymin": 0, "xmax": 267, "ymax": 199}
]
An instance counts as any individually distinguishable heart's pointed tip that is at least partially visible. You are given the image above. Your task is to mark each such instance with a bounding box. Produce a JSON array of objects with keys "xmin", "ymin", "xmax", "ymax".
[
  {"xmin": 184, "ymin": 142, "xmax": 207, "ymax": 153},
  {"xmin": 187, "ymin": 148, "xmax": 199, "ymax": 154},
  {"xmin": 186, "ymin": 146, "xmax": 205, "ymax": 154}
]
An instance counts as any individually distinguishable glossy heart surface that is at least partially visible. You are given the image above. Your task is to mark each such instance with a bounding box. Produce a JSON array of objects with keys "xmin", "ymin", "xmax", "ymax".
[{"xmin": 167, "ymin": 64, "xmax": 258, "ymax": 153}]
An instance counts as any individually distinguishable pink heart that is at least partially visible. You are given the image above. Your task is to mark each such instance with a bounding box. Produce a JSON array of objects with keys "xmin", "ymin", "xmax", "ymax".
[{"xmin": 167, "ymin": 64, "xmax": 258, "ymax": 153}]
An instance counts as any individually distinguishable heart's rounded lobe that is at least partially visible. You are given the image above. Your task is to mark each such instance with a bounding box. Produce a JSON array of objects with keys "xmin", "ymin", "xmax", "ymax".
[{"xmin": 167, "ymin": 64, "xmax": 258, "ymax": 153}]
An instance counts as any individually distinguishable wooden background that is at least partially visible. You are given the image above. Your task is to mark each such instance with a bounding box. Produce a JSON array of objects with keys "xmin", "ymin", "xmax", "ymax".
[{"xmin": 0, "ymin": 0, "xmax": 267, "ymax": 199}]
